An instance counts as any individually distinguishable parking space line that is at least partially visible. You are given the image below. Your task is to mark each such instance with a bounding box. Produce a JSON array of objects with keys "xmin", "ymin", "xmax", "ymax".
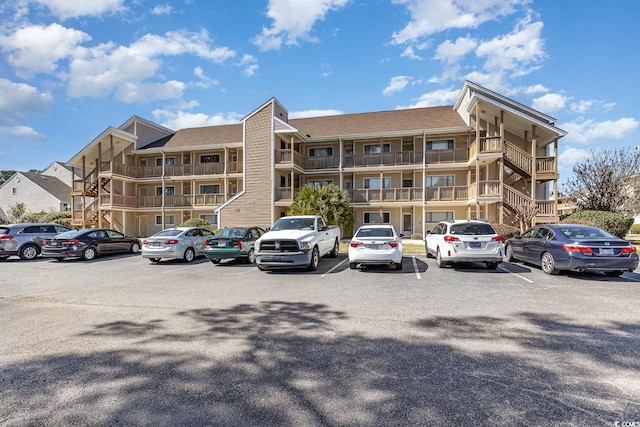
[
  {"xmin": 411, "ymin": 256, "xmax": 421, "ymax": 279},
  {"xmin": 498, "ymin": 265, "xmax": 533, "ymax": 283},
  {"xmin": 322, "ymin": 258, "xmax": 348, "ymax": 277},
  {"xmin": 163, "ymin": 266, "xmax": 191, "ymax": 274}
]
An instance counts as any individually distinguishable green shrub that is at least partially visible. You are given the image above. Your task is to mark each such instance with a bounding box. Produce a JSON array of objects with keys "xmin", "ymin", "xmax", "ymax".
[
  {"xmin": 492, "ymin": 223, "xmax": 520, "ymax": 241},
  {"xmin": 177, "ymin": 218, "xmax": 211, "ymax": 229},
  {"xmin": 561, "ymin": 210, "xmax": 634, "ymax": 238},
  {"xmin": 39, "ymin": 211, "xmax": 72, "ymax": 227},
  {"xmin": 630, "ymin": 223, "xmax": 640, "ymax": 235}
]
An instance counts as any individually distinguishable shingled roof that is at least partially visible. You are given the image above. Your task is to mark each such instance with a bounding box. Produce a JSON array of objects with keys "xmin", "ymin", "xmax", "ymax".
[
  {"xmin": 143, "ymin": 123, "xmax": 243, "ymax": 149},
  {"xmin": 21, "ymin": 172, "xmax": 71, "ymax": 202},
  {"xmin": 289, "ymin": 105, "xmax": 467, "ymax": 138}
]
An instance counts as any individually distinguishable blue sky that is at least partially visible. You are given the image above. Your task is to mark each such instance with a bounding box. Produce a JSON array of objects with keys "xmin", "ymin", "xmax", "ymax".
[{"xmin": 0, "ymin": 0, "xmax": 638, "ymax": 184}]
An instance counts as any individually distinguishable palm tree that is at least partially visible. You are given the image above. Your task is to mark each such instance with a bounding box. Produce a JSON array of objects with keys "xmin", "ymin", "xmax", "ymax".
[{"xmin": 289, "ymin": 184, "xmax": 354, "ymax": 235}]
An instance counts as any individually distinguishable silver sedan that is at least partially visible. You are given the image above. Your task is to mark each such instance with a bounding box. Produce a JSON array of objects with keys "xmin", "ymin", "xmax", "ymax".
[{"xmin": 141, "ymin": 227, "xmax": 215, "ymax": 263}]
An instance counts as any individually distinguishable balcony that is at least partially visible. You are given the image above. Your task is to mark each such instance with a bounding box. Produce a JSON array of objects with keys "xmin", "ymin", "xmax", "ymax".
[
  {"xmin": 105, "ymin": 162, "xmax": 241, "ymax": 178},
  {"xmin": 98, "ymin": 193, "xmax": 228, "ymax": 208}
]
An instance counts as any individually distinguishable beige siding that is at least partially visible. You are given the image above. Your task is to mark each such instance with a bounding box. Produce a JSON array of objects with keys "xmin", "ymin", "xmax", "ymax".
[{"xmin": 219, "ymin": 102, "xmax": 274, "ymax": 228}]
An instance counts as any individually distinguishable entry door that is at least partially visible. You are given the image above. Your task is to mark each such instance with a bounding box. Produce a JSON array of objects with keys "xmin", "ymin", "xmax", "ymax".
[
  {"xmin": 139, "ymin": 215, "xmax": 148, "ymax": 238},
  {"xmin": 403, "ymin": 214, "xmax": 413, "ymax": 236}
]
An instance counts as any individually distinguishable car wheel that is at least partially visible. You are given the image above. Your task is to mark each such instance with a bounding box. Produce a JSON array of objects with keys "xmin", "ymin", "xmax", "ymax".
[
  {"xmin": 246, "ymin": 248, "xmax": 256, "ymax": 264},
  {"xmin": 130, "ymin": 242, "xmax": 140, "ymax": 253},
  {"xmin": 486, "ymin": 262, "xmax": 499, "ymax": 270},
  {"xmin": 329, "ymin": 239, "xmax": 339, "ymax": 258},
  {"xmin": 149, "ymin": 258, "xmax": 160, "ymax": 263},
  {"xmin": 211, "ymin": 259, "xmax": 221, "ymax": 264},
  {"xmin": 540, "ymin": 252, "xmax": 559, "ymax": 275},
  {"xmin": 82, "ymin": 247, "xmax": 97, "ymax": 261},
  {"xmin": 436, "ymin": 248, "xmax": 446, "ymax": 268},
  {"xmin": 19, "ymin": 244, "xmax": 39, "ymax": 260},
  {"xmin": 505, "ymin": 245, "xmax": 516, "ymax": 262},
  {"xmin": 183, "ymin": 248, "xmax": 195, "ymax": 263},
  {"xmin": 307, "ymin": 247, "xmax": 319, "ymax": 271},
  {"xmin": 395, "ymin": 261, "xmax": 403, "ymax": 271},
  {"xmin": 426, "ymin": 249, "xmax": 434, "ymax": 259},
  {"xmin": 349, "ymin": 262, "xmax": 357, "ymax": 269},
  {"xmin": 605, "ymin": 270, "xmax": 623, "ymax": 277}
]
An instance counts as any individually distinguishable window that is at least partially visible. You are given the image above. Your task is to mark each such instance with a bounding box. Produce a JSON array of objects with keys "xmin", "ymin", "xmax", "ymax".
[
  {"xmin": 309, "ymin": 147, "xmax": 333, "ymax": 157},
  {"xmin": 426, "ymin": 175, "xmax": 454, "ymax": 187},
  {"xmin": 155, "ymin": 215, "xmax": 175, "ymax": 226},
  {"xmin": 156, "ymin": 157, "xmax": 175, "ymax": 166},
  {"xmin": 425, "ymin": 211, "xmax": 454, "ymax": 223},
  {"xmin": 200, "ymin": 184, "xmax": 220, "ymax": 194},
  {"xmin": 364, "ymin": 212, "xmax": 390, "ymax": 224},
  {"xmin": 364, "ymin": 178, "xmax": 390, "ymax": 189},
  {"xmin": 156, "ymin": 186, "xmax": 175, "ymax": 196},
  {"xmin": 308, "ymin": 180, "xmax": 333, "ymax": 188},
  {"xmin": 426, "ymin": 140, "xmax": 454, "ymax": 150},
  {"xmin": 61, "ymin": 203, "xmax": 71, "ymax": 211},
  {"xmin": 402, "ymin": 178, "xmax": 413, "ymax": 188},
  {"xmin": 200, "ymin": 214, "xmax": 217, "ymax": 225},
  {"xmin": 183, "ymin": 154, "xmax": 191, "ymax": 164},
  {"xmin": 364, "ymin": 143, "xmax": 390, "ymax": 154},
  {"xmin": 200, "ymin": 154, "xmax": 220, "ymax": 163},
  {"xmin": 139, "ymin": 159, "xmax": 148, "ymax": 167},
  {"xmin": 12, "ymin": 187, "xmax": 17, "ymax": 195}
]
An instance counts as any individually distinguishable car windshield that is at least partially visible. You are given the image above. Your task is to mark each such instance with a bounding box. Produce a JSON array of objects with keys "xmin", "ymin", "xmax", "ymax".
[
  {"xmin": 558, "ymin": 226, "xmax": 615, "ymax": 239},
  {"xmin": 153, "ymin": 229, "xmax": 182, "ymax": 237},
  {"xmin": 356, "ymin": 227, "xmax": 393, "ymax": 238},
  {"xmin": 55, "ymin": 230, "xmax": 84, "ymax": 239},
  {"xmin": 450, "ymin": 223, "xmax": 495, "ymax": 235},
  {"xmin": 271, "ymin": 218, "xmax": 315, "ymax": 231},
  {"xmin": 213, "ymin": 228, "xmax": 247, "ymax": 238}
]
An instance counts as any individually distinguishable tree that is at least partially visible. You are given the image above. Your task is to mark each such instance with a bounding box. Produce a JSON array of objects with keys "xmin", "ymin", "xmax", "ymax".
[
  {"xmin": 288, "ymin": 184, "xmax": 354, "ymax": 235},
  {"xmin": 562, "ymin": 147, "xmax": 640, "ymax": 215},
  {"xmin": 0, "ymin": 170, "xmax": 16, "ymax": 186},
  {"xmin": 8, "ymin": 202, "xmax": 27, "ymax": 223},
  {"xmin": 512, "ymin": 202, "xmax": 539, "ymax": 233}
]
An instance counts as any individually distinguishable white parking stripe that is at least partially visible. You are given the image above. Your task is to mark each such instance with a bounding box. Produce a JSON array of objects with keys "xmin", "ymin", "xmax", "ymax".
[
  {"xmin": 411, "ymin": 256, "xmax": 421, "ymax": 279},
  {"xmin": 498, "ymin": 265, "xmax": 533, "ymax": 283},
  {"xmin": 322, "ymin": 257, "xmax": 348, "ymax": 277}
]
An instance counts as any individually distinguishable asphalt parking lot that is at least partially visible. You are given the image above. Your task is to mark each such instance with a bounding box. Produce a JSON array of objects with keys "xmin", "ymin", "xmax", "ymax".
[{"xmin": 1, "ymin": 253, "xmax": 639, "ymax": 426}]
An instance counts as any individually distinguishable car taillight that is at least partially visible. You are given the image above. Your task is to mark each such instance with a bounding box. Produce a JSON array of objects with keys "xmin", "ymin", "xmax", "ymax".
[
  {"xmin": 388, "ymin": 241, "xmax": 399, "ymax": 248},
  {"xmin": 444, "ymin": 235, "xmax": 460, "ymax": 243},
  {"xmin": 164, "ymin": 239, "xmax": 179, "ymax": 245},
  {"xmin": 563, "ymin": 244, "xmax": 593, "ymax": 254},
  {"xmin": 204, "ymin": 240, "xmax": 211, "ymax": 247},
  {"xmin": 142, "ymin": 239, "xmax": 149, "ymax": 244},
  {"xmin": 621, "ymin": 246, "xmax": 637, "ymax": 254},
  {"xmin": 235, "ymin": 241, "xmax": 243, "ymax": 248},
  {"xmin": 61, "ymin": 239, "xmax": 80, "ymax": 244},
  {"xmin": 350, "ymin": 241, "xmax": 362, "ymax": 248},
  {"xmin": 0, "ymin": 235, "xmax": 14, "ymax": 241},
  {"xmin": 492, "ymin": 236, "xmax": 502, "ymax": 242}
]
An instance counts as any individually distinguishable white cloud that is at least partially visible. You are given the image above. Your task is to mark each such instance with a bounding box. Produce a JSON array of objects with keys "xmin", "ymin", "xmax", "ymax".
[
  {"xmin": 434, "ymin": 36, "xmax": 477, "ymax": 64},
  {"xmin": 560, "ymin": 118, "xmax": 639, "ymax": 144},
  {"xmin": 391, "ymin": 0, "xmax": 529, "ymax": 45},
  {"xmin": 569, "ymin": 100, "xmax": 594, "ymax": 114},
  {"xmin": 0, "ymin": 79, "xmax": 53, "ymax": 116},
  {"xmin": 151, "ymin": 4, "xmax": 174, "ymax": 15},
  {"xmin": 383, "ymin": 75, "xmax": 411, "ymax": 96},
  {"xmin": 115, "ymin": 80, "xmax": 185, "ymax": 104},
  {"xmin": 523, "ymin": 84, "xmax": 548, "ymax": 95},
  {"xmin": 396, "ymin": 87, "xmax": 460, "ymax": 109},
  {"xmin": 289, "ymin": 109, "xmax": 343, "ymax": 119},
  {"xmin": 152, "ymin": 109, "xmax": 242, "ymax": 130},
  {"xmin": 0, "ymin": 23, "xmax": 91, "ymax": 76},
  {"xmin": 238, "ymin": 54, "xmax": 259, "ymax": 77},
  {"xmin": 33, "ymin": 0, "xmax": 126, "ymax": 19},
  {"xmin": 252, "ymin": 0, "xmax": 350, "ymax": 51},
  {"xmin": 558, "ymin": 147, "xmax": 591, "ymax": 173},
  {"xmin": 0, "ymin": 125, "xmax": 45, "ymax": 141},
  {"xmin": 193, "ymin": 67, "xmax": 220, "ymax": 88},
  {"xmin": 531, "ymin": 93, "xmax": 567, "ymax": 112},
  {"xmin": 67, "ymin": 30, "xmax": 236, "ymax": 101}
]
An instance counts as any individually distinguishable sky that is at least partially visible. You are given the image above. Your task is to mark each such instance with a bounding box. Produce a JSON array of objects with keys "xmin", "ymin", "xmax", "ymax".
[{"xmin": 0, "ymin": 0, "xmax": 638, "ymax": 185}]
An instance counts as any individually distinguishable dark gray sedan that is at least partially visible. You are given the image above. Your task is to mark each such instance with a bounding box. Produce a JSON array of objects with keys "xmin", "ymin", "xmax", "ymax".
[{"xmin": 504, "ymin": 224, "xmax": 638, "ymax": 276}]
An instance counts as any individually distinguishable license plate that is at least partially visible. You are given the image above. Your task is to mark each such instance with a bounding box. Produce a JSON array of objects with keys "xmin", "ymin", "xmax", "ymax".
[
  {"xmin": 366, "ymin": 244, "xmax": 380, "ymax": 250},
  {"xmin": 599, "ymin": 248, "xmax": 614, "ymax": 255},
  {"xmin": 50, "ymin": 241, "xmax": 58, "ymax": 246},
  {"xmin": 152, "ymin": 242, "xmax": 163, "ymax": 247},
  {"xmin": 218, "ymin": 240, "xmax": 226, "ymax": 247},
  {"xmin": 469, "ymin": 242, "xmax": 481, "ymax": 249}
]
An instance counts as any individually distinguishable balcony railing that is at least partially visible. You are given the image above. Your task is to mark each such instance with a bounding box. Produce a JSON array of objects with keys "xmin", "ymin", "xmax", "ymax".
[
  {"xmin": 98, "ymin": 193, "xmax": 228, "ymax": 208},
  {"xmin": 425, "ymin": 186, "xmax": 469, "ymax": 201},
  {"xmin": 107, "ymin": 162, "xmax": 239, "ymax": 178}
]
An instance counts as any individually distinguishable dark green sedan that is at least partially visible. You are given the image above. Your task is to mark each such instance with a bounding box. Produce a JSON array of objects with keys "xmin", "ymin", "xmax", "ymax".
[{"xmin": 203, "ymin": 227, "xmax": 266, "ymax": 264}]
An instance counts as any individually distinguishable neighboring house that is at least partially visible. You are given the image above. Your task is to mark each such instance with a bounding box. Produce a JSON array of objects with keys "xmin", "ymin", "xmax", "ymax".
[
  {"xmin": 0, "ymin": 168, "xmax": 72, "ymax": 222},
  {"xmin": 66, "ymin": 81, "xmax": 567, "ymax": 237}
]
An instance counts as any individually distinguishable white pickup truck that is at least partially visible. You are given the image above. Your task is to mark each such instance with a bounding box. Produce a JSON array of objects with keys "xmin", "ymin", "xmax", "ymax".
[{"xmin": 255, "ymin": 215, "xmax": 341, "ymax": 271}]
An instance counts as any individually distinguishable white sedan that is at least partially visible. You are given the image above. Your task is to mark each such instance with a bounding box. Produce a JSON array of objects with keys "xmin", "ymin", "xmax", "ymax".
[{"xmin": 348, "ymin": 225, "xmax": 403, "ymax": 270}]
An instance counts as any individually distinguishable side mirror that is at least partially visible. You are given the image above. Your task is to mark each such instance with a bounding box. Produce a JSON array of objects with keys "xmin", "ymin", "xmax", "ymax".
[
  {"xmin": 513, "ymin": 233, "xmax": 521, "ymax": 239},
  {"xmin": 399, "ymin": 233, "xmax": 405, "ymax": 238}
]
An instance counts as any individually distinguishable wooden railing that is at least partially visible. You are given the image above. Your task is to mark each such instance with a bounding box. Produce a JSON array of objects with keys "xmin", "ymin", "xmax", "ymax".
[
  {"xmin": 536, "ymin": 156, "xmax": 556, "ymax": 174},
  {"xmin": 504, "ymin": 141, "xmax": 532, "ymax": 174},
  {"xmin": 477, "ymin": 180, "xmax": 501, "ymax": 197},
  {"xmin": 108, "ymin": 162, "xmax": 238, "ymax": 178},
  {"xmin": 504, "ymin": 185, "xmax": 532, "ymax": 208},
  {"xmin": 425, "ymin": 186, "xmax": 469, "ymax": 201},
  {"xmin": 425, "ymin": 148, "xmax": 468, "ymax": 164}
]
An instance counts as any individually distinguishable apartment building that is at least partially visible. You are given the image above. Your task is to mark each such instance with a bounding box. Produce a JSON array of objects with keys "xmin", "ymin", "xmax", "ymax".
[{"xmin": 67, "ymin": 81, "xmax": 567, "ymax": 237}]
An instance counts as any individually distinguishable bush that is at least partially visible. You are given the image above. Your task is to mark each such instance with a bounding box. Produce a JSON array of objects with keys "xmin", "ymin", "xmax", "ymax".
[
  {"xmin": 410, "ymin": 232, "xmax": 423, "ymax": 240},
  {"xmin": 561, "ymin": 210, "xmax": 634, "ymax": 238},
  {"xmin": 630, "ymin": 223, "xmax": 640, "ymax": 235},
  {"xmin": 39, "ymin": 211, "xmax": 72, "ymax": 227},
  {"xmin": 492, "ymin": 223, "xmax": 520, "ymax": 241},
  {"xmin": 177, "ymin": 218, "xmax": 212, "ymax": 229}
]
